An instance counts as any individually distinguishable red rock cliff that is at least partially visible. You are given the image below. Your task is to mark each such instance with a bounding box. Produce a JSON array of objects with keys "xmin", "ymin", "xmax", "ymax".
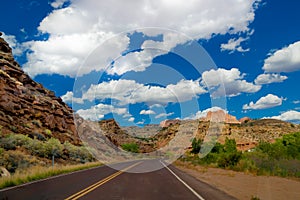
[{"xmin": 0, "ymin": 33, "xmax": 80, "ymax": 145}]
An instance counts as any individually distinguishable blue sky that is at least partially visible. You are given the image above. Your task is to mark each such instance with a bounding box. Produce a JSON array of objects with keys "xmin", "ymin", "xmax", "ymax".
[{"xmin": 1, "ymin": 0, "xmax": 300, "ymax": 125}]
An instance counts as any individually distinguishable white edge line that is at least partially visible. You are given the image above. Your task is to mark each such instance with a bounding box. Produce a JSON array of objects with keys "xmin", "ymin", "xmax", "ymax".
[
  {"xmin": 0, "ymin": 165, "xmax": 103, "ymax": 192},
  {"xmin": 160, "ymin": 160, "xmax": 205, "ymax": 200}
]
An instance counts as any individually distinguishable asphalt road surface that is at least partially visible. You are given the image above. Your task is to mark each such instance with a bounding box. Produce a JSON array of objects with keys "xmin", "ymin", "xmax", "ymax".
[{"xmin": 0, "ymin": 160, "xmax": 236, "ymax": 200}]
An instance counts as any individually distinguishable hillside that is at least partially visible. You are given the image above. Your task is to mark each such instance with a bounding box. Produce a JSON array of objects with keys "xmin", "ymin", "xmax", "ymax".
[
  {"xmin": 196, "ymin": 117, "xmax": 300, "ymax": 151},
  {"xmin": 0, "ymin": 34, "xmax": 80, "ymax": 145},
  {"xmin": 0, "ymin": 34, "xmax": 93, "ymax": 174},
  {"xmin": 88, "ymin": 111, "xmax": 300, "ymax": 154}
]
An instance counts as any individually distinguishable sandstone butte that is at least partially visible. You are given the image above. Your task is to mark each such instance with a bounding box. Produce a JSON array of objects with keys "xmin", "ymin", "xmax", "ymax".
[
  {"xmin": 200, "ymin": 110, "xmax": 241, "ymax": 124},
  {"xmin": 160, "ymin": 110, "xmax": 242, "ymax": 127}
]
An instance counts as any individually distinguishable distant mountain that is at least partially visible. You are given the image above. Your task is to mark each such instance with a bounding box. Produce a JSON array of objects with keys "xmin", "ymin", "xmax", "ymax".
[
  {"xmin": 89, "ymin": 111, "xmax": 300, "ymax": 153},
  {"xmin": 82, "ymin": 114, "xmax": 299, "ymax": 157},
  {"xmin": 199, "ymin": 110, "xmax": 241, "ymax": 124},
  {"xmin": 0, "ymin": 33, "xmax": 80, "ymax": 145}
]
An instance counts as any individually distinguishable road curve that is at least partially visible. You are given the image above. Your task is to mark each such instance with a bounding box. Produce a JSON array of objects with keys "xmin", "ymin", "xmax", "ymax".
[{"xmin": 0, "ymin": 160, "xmax": 236, "ymax": 200}]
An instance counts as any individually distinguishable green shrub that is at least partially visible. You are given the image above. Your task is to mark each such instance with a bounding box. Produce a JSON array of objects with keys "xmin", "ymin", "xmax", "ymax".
[
  {"xmin": 44, "ymin": 138, "xmax": 63, "ymax": 158},
  {"xmin": 121, "ymin": 143, "xmax": 139, "ymax": 153},
  {"xmin": 217, "ymin": 151, "xmax": 242, "ymax": 168},
  {"xmin": 0, "ymin": 134, "xmax": 31, "ymax": 150},
  {"xmin": 224, "ymin": 138, "xmax": 238, "ymax": 153},
  {"xmin": 24, "ymin": 139, "xmax": 46, "ymax": 157},
  {"xmin": 211, "ymin": 142, "xmax": 224, "ymax": 153},
  {"xmin": 9, "ymin": 126, "xmax": 17, "ymax": 132},
  {"xmin": 0, "ymin": 151, "xmax": 38, "ymax": 173},
  {"xmin": 29, "ymin": 132, "xmax": 46, "ymax": 141},
  {"xmin": 183, "ymin": 132, "xmax": 300, "ymax": 178},
  {"xmin": 0, "ymin": 147, "xmax": 4, "ymax": 155},
  {"xmin": 191, "ymin": 138, "xmax": 202, "ymax": 153},
  {"xmin": 64, "ymin": 141, "xmax": 94, "ymax": 162},
  {"xmin": 234, "ymin": 156, "xmax": 258, "ymax": 173},
  {"xmin": 44, "ymin": 129, "xmax": 52, "ymax": 136}
]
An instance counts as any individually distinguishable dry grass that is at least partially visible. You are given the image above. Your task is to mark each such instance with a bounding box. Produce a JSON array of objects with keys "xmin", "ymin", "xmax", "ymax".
[
  {"xmin": 0, "ymin": 162, "xmax": 102, "ymax": 189},
  {"xmin": 174, "ymin": 160, "xmax": 208, "ymax": 173}
]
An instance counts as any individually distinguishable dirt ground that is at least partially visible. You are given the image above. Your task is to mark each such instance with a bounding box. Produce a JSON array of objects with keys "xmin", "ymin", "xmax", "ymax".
[{"xmin": 175, "ymin": 161, "xmax": 300, "ymax": 200}]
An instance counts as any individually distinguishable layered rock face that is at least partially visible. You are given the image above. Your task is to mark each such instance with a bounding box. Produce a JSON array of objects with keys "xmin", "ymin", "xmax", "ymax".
[
  {"xmin": 200, "ymin": 110, "xmax": 241, "ymax": 124},
  {"xmin": 0, "ymin": 34, "xmax": 80, "ymax": 145}
]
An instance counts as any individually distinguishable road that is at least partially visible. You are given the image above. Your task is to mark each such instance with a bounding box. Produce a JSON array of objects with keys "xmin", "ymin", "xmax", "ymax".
[{"xmin": 0, "ymin": 160, "xmax": 236, "ymax": 200}]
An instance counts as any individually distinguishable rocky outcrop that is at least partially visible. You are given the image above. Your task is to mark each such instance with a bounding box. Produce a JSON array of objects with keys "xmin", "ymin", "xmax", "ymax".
[
  {"xmin": 160, "ymin": 119, "xmax": 181, "ymax": 127},
  {"xmin": 0, "ymin": 167, "xmax": 10, "ymax": 177},
  {"xmin": 0, "ymin": 34, "xmax": 80, "ymax": 145},
  {"xmin": 200, "ymin": 110, "xmax": 241, "ymax": 124},
  {"xmin": 97, "ymin": 119, "xmax": 155, "ymax": 153},
  {"xmin": 239, "ymin": 117, "xmax": 251, "ymax": 123},
  {"xmin": 195, "ymin": 118, "xmax": 300, "ymax": 151}
]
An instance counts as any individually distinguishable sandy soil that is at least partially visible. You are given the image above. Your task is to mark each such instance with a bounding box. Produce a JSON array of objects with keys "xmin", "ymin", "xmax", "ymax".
[{"xmin": 175, "ymin": 161, "xmax": 300, "ymax": 200}]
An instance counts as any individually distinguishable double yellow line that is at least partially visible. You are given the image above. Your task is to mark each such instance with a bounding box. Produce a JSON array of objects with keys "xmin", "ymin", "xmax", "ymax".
[{"xmin": 65, "ymin": 162, "xmax": 142, "ymax": 200}]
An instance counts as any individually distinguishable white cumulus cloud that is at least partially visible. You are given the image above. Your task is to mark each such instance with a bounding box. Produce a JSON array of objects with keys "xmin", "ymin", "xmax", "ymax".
[
  {"xmin": 293, "ymin": 100, "xmax": 300, "ymax": 104},
  {"xmin": 155, "ymin": 112, "xmax": 174, "ymax": 119},
  {"xmin": 50, "ymin": 0, "xmax": 70, "ymax": 9},
  {"xmin": 243, "ymin": 94, "xmax": 284, "ymax": 110},
  {"xmin": 254, "ymin": 73, "xmax": 288, "ymax": 85},
  {"xmin": 263, "ymin": 41, "xmax": 300, "ymax": 73},
  {"xmin": 140, "ymin": 110, "xmax": 156, "ymax": 115},
  {"xmin": 202, "ymin": 68, "xmax": 261, "ymax": 97},
  {"xmin": 128, "ymin": 117, "xmax": 135, "ymax": 122},
  {"xmin": 82, "ymin": 79, "xmax": 206, "ymax": 105},
  {"xmin": 22, "ymin": 0, "xmax": 260, "ymax": 77},
  {"xmin": 77, "ymin": 103, "xmax": 127, "ymax": 121},
  {"xmin": 23, "ymin": 32, "xmax": 129, "ymax": 77},
  {"xmin": 264, "ymin": 110, "xmax": 300, "ymax": 123},
  {"xmin": 61, "ymin": 91, "xmax": 84, "ymax": 104},
  {"xmin": 220, "ymin": 37, "xmax": 250, "ymax": 53}
]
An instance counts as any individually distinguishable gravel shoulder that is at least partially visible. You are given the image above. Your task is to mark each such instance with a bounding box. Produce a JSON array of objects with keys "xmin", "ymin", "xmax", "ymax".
[{"xmin": 175, "ymin": 161, "xmax": 300, "ymax": 200}]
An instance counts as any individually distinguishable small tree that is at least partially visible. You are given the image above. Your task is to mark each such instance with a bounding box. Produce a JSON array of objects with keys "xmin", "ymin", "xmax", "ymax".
[
  {"xmin": 191, "ymin": 138, "xmax": 202, "ymax": 154},
  {"xmin": 217, "ymin": 138, "xmax": 242, "ymax": 168},
  {"xmin": 224, "ymin": 138, "xmax": 237, "ymax": 153}
]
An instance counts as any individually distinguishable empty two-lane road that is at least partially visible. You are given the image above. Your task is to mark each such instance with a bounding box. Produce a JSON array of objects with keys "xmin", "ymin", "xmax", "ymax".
[{"xmin": 0, "ymin": 160, "xmax": 236, "ymax": 200}]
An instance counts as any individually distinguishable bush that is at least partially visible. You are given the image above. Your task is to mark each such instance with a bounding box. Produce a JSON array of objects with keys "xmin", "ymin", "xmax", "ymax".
[
  {"xmin": 0, "ymin": 151, "xmax": 38, "ymax": 173},
  {"xmin": 0, "ymin": 134, "xmax": 30, "ymax": 150},
  {"xmin": 217, "ymin": 151, "xmax": 242, "ymax": 168},
  {"xmin": 191, "ymin": 138, "xmax": 202, "ymax": 153},
  {"xmin": 0, "ymin": 133, "xmax": 93, "ymax": 161},
  {"xmin": 234, "ymin": 156, "xmax": 258, "ymax": 173},
  {"xmin": 183, "ymin": 133, "xmax": 300, "ymax": 178},
  {"xmin": 121, "ymin": 143, "xmax": 139, "ymax": 153},
  {"xmin": 44, "ymin": 138, "xmax": 64, "ymax": 158},
  {"xmin": 44, "ymin": 129, "xmax": 52, "ymax": 136},
  {"xmin": 0, "ymin": 147, "xmax": 4, "ymax": 155},
  {"xmin": 64, "ymin": 141, "xmax": 94, "ymax": 163}
]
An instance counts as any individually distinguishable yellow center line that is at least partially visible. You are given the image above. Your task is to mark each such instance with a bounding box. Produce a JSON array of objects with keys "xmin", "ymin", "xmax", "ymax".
[{"xmin": 65, "ymin": 161, "xmax": 142, "ymax": 200}]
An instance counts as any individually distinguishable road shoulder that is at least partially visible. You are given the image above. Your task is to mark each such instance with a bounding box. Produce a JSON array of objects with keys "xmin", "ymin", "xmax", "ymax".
[
  {"xmin": 168, "ymin": 163, "xmax": 237, "ymax": 200},
  {"xmin": 175, "ymin": 161, "xmax": 300, "ymax": 200}
]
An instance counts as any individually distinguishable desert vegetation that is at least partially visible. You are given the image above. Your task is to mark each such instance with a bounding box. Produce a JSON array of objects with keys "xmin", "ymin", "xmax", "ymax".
[
  {"xmin": 0, "ymin": 127, "xmax": 98, "ymax": 189},
  {"xmin": 0, "ymin": 130, "xmax": 94, "ymax": 173},
  {"xmin": 182, "ymin": 132, "xmax": 300, "ymax": 178},
  {"xmin": 121, "ymin": 143, "xmax": 139, "ymax": 153},
  {"xmin": 0, "ymin": 162, "xmax": 101, "ymax": 189}
]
